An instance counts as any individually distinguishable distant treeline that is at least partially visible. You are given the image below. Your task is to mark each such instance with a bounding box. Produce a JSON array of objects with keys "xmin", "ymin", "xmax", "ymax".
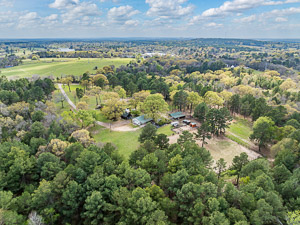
[
  {"xmin": 0, "ymin": 55, "xmax": 22, "ymax": 68},
  {"xmin": 35, "ymin": 51, "xmax": 132, "ymax": 59}
]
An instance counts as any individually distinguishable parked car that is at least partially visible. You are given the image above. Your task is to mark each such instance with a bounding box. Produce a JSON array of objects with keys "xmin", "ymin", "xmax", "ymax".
[
  {"xmin": 183, "ymin": 120, "xmax": 191, "ymax": 125},
  {"xmin": 171, "ymin": 121, "xmax": 179, "ymax": 127}
]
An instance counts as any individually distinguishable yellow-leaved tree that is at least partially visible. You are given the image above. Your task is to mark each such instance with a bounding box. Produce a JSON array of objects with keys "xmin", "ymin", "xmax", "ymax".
[
  {"xmin": 187, "ymin": 91, "xmax": 203, "ymax": 113},
  {"xmin": 102, "ymin": 98, "xmax": 125, "ymax": 121},
  {"xmin": 204, "ymin": 91, "xmax": 224, "ymax": 108},
  {"xmin": 142, "ymin": 94, "xmax": 169, "ymax": 122}
]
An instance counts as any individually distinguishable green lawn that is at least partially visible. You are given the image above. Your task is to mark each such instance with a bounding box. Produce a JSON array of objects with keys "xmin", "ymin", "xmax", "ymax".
[
  {"xmin": 228, "ymin": 118, "xmax": 252, "ymax": 140},
  {"xmin": 90, "ymin": 124, "xmax": 174, "ymax": 158},
  {"xmin": 1, "ymin": 58, "xmax": 132, "ymax": 78},
  {"xmin": 157, "ymin": 125, "xmax": 174, "ymax": 136},
  {"xmin": 62, "ymin": 84, "xmax": 98, "ymax": 109},
  {"xmin": 91, "ymin": 126, "xmax": 142, "ymax": 158},
  {"xmin": 52, "ymin": 86, "xmax": 71, "ymax": 114}
]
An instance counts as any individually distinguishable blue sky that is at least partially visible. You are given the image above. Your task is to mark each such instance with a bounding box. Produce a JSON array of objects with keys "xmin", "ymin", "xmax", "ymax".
[{"xmin": 0, "ymin": 0, "xmax": 300, "ymax": 38}]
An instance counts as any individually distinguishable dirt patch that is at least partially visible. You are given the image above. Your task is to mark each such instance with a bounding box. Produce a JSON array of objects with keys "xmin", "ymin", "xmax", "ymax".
[
  {"xmin": 113, "ymin": 125, "xmax": 141, "ymax": 132},
  {"xmin": 96, "ymin": 120, "xmax": 142, "ymax": 132},
  {"xmin": 168, "ymin": 129, "xmax": 261, "ymax": 166},
  {"xmin": 200, "ymin": 136, "xmax": 260, "ymax": 166}
]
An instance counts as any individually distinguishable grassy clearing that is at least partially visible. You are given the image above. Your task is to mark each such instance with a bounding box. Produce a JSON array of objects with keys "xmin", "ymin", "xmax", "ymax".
[
  {"xmin": 1, "ymin": 58, "xmax": 132, "ymax": 78},
  {"xmin": 157, "ymin": 125, "xmax": 174, "ymax": 136},
  {"xmin": 94, "ymin": 111, "xmax": 112, "ymax": 123},
  {"xmin": 91, "ymin": 124, "xmax": 175, "ymax": 158},
  {"xmin": 51, "ymin": 86, "xmax": 71, "ymax": 114},
  {"xmin": 228, "ymin": 117, "xmax": 252, "ymax": 140},
  {"xmin": 225, "ymin": 133, "xmax": 251, "ymax": 149},
  {"xmin": 91, "ymin": 125, "xmax": 142, "ymax": 158},
  {"xmin": 62, "ymin": 84, "xmax": 98, "ymax": 109}
]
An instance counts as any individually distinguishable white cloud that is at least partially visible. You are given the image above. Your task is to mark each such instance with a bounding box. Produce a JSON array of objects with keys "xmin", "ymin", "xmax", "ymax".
[
  {"xmin": 201, "ymin": 0, "xmax": 300, "ymax": 18},
  {"xmin": 49, "ymin": 0, "xmax": 79, "ymax": 9},
  {"xmin": 275, "ymin": 17, "xmax": 288, "ymax": 22},
  {"xmin": 100, "ymin": 0, "xmax": 119, "ymax": 2},
  {"xmin": 49, "ymin": 0, "xmax": 101, "ymax": 25},
  {"xmin": 263, "ymin": 7, "xmax": 300, "ymax": 17},
  {"xmin": 107, "ymin": 5, "xmax": 139, "ymax": 25},
  {"xmin": 18, "ymin": 12, "xmax": 39, "ymax": 28},
  {"xmin": 205, "ymin": 22, "xmax": 223, "ymax": 28},
  {"xmin": 201, "ymin": 0, "xmax": 265, "ymax": 17},
  {"xmin": 264, "ymin": 0, "xmax": 300, "ymax": 5},
  {"xmin": 0, "ymin": 11, "xmax": 18, "ymax": 28},
  {"xmin": 235, "ymin": 7, "xmax": 300, "ymax": 24},
  {"xmin": 19, "ymin": 12, "xmax": 38, "ymax": 20},
  {"xmin": 61, "ymin": 3, "xmax": 101, "ymax": 24},
  {"xmin": 0, "ymin": 0, "xmax": 14, "ymax": 7},
  {"xmin": 125, "ymin": 20, "xmax": 139, "ymax": 26},
  {"xmin": 146, "ymin": 0, "xmax": 194, "ymax": 19},
  {"xmin": 45, "ymin": 14, "xmax": 59, "ymax": 21},
  {"xmin": 236, "ymin": 14, "xmax": 256, "ymax": 22}
]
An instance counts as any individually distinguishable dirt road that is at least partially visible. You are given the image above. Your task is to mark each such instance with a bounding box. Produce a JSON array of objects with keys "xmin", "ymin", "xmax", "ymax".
[{"xmin": 58, "ymin": 83, "xmax": 141, "ymax": 132}]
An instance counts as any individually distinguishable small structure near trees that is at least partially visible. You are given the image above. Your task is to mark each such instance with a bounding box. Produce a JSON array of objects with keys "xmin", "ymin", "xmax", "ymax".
[
  {"xmin": 170, "ymin": 112, "xmax": 185, "ymax": 120},
  {"xmin": 132, "ymin": 115, "xmax": 153, "ymax": 126}
]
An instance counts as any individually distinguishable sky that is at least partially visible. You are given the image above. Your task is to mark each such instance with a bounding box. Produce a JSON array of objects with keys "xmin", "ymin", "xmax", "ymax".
[{"xmin": 0, "ymin": 0, "xmax": 300, "ymax": 39}]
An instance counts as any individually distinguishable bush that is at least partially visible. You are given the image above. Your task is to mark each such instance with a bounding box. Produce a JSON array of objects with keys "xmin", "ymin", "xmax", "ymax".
[
  {"xmin": 157, "ymin": 118, "xmax": 171, "ymax": 126},
  {"xmin": 131, "ymin": 110, "xmax": 141, "ymax": 117}
]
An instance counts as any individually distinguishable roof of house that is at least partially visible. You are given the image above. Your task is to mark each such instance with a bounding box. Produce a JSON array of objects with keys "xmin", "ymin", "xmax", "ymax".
[
  {"xmin": 170, "ymin": 112, "xmax": 185, "ymax": 119},
  {"xmin": 133, "ymin": 115, "xmax": 153, "ymax": 124}
]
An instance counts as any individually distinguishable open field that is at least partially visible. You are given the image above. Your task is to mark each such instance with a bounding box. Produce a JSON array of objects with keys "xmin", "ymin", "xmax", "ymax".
[
  {"xmin": 90, "ymin": 124, "xmax": 174, "ymax": 158},
  {"xmin": 0, "ymin": 58, "xmax": 132, "ymax": 78},
  {"xmin": 226, "ymin": 117, "xmax": 256, "ymax": 149}
]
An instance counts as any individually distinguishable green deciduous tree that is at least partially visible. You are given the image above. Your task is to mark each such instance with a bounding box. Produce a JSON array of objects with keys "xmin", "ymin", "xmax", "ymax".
[{"xmin": 250, "ymin": 116, "xmax": 276, "ymax": 151}]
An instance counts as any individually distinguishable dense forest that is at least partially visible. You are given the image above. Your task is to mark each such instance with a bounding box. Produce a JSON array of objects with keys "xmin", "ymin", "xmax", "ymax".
[{"xmin": 0, "ymin": 39, "xmax": 300, "ymax": 224}]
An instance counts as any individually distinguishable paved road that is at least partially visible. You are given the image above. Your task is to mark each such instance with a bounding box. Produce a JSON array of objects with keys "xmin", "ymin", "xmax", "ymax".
[{"xmin": 58, "ymin": 84, "xmax": 76, "ymax": 110}]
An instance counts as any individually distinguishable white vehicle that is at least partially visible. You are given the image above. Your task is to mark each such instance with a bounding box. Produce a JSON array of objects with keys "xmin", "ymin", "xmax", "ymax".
[{"xmin": 171, "ymin": 121, "xmax": 179, "ymax": 127}]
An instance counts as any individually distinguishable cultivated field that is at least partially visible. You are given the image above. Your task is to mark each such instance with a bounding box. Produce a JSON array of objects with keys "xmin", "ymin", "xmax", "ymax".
[{"xmin": 0, "ymin": 58, "xmax": 132, "ymax": 78}]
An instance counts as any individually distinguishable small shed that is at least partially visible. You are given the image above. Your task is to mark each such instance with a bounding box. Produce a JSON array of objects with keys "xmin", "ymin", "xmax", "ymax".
[
  {"xmin": 190, "ymin": 122, "xmax": 197, "ymax": 128},
  {"xmin": 132, "ymin": 115, "xmax": 153, "ymax": 126},
  {"xmin": 170, "ymin": 112, "xmax": 185, "ymax": 120}
]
